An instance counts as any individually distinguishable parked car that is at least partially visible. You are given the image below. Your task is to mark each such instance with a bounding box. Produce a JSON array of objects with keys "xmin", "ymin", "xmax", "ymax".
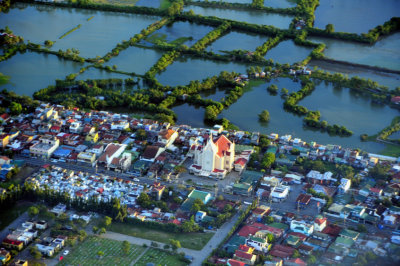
[
  {"xmin": 133, "ymin": 178, "xmax": 140, "ymax": 182},
  {"xmin": 63, "ymin": 250, "xmax": 69, "ymax": 256}
]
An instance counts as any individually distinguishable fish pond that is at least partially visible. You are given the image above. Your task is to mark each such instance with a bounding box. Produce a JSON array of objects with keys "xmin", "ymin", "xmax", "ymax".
[
  {"xmin": 0, "ymin": 52, "xmax": 83, "ymax": 96},
  {"xmin": 313, "ymin": 0, "xmax": 400, "ymax": 34},
  {"xmin": 309, "ymin": 34, "xmax": 400, "ymax": 71},
  {"xmin": 105, "ymin": 46, "xmax": 164, "ymax": 75},
  {"xmin": 0, "ymin": 3, "xmax": 160, "ymax": 58},
  {"xmin": 141, "ymin": 21, "xmax": 214, "ymax": 48},
  {"xmin": 264, "ymin": 39, "xmax": 312, "ymax": 64},
  {"xmin": 183, "ymin": 5, "xmax": 294, "ymax": 29},
  {"xmin": 206, "ymin": 30, "xmax": 268, "ymax": 54},
  {"xmin": 156, "ymin": 56, "xmax": 251, "ymax": 87},
  {"xmin": 172, "ymin": 78, "xmax": 397, "ymax": 152},
  {"xmin": 308, "ymin": 60, "xmax": 400, "ymax": 90}
]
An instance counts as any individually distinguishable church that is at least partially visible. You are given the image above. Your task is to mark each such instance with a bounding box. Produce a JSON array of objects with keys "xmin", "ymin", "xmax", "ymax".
[{"xmin": 189, "ymin": 134, "xmax": 235, "ymax": 179}]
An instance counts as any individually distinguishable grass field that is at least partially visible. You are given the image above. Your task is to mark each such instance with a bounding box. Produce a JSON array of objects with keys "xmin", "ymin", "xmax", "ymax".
[
  {"xmin": 109, "ymin": 222, "xmax": 214, "ymax": 250},
  {"xmin": 58, "ymin": 236, "xmax": 146, "ymax": 266},
  {"xmin": 136, "ymin": 248, "xmax": 188, "ymax": 266}
]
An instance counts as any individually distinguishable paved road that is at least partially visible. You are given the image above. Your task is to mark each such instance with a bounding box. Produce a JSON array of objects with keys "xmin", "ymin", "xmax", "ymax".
[{"xmin": 102, "ymin": 211, "xmax": 240, "ymax": 266}]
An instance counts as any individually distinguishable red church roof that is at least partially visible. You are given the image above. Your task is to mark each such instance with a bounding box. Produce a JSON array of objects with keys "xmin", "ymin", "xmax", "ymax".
[{"xmin": 214, "ymin": 135, "xmax": 232, "ymax": 157}]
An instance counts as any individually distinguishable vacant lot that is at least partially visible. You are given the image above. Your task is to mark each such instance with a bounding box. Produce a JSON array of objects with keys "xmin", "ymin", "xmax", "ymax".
[
  {"xmin": 136, "ymin": 248, "xmax": 188, "ymax": 266},
  {"xmin": 109, "ymin": 222, "xmax": 214, "ymax": 250},
  {"xmin": 58, "ymin": 236, "xmax": 145, "ymax": 266}
]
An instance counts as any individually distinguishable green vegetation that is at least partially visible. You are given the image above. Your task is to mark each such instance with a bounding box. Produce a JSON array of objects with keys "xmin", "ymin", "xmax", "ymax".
[
  {"xmin": 376, "ymin": 116, "xmax": 400, "ymax": 142},
  {"xmin": 0, "ymin": 72, "xmax": 10, "ymax": 85},
  {"xmin": 0, "ymin": 202, "xmax": 31, "ymax": 231},
  {"xmin": 59, "ymin": 24, "xmax": 82, "ymax": 39},
  {"xmin": 108, "ymin": 222, "xmax": 214, "ymax": 250},
  {"xmin": 58, "ymin": 237, "xmax": 146, "ymax": 266},
  {"xmin": 258, "ymin": 109, "xmax": 270, "ymax": 122},
  {"xmin": 136, "ymin": 248, "xmax": 188, "ymax": 266}
]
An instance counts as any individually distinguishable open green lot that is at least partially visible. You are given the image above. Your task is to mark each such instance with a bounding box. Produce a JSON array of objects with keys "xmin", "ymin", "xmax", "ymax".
[
  {"xmin": 0, "ymin": 201, "xmax": 32, "ymax": 231},
  {"xmin": 136, "ymin": 248, "xmax": 188, "ymax": 266},
  {"xmin": 109, "ymin": 222, "xmax": 214, "ymax": 250},
  {"xmin": 58, "ymin": 236, "xmax": 145, "ymax": 266}
]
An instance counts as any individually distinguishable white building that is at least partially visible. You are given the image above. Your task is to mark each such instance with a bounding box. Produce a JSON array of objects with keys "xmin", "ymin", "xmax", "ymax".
[
  {"xmin": 339, "ymin": 178, "xmax": 351, "ymax": 193},
  {"xmin": 290, "ymin": 220, "xmax": 314, "ymax": 236},
  {"xmin": 29, "ymin": 135, "xmax": 59, "ymax": 158},
  {"xmin": 69, "ymin": 121, "xmax": 82, "ymax": 133},
  {"xmin": 98, "ymin": 143, "xmax": 126, "ymax": 167},
  {"xmin": 158, "ymin": 129, "xmax": 178, "ymax": 148},
  {"xmin": 190, "ymin": 135, "xmax": 235, "ymax": 177},
  {"xmin": 270, "ymin": 186, "xmax": 289, "ymax": 202}
]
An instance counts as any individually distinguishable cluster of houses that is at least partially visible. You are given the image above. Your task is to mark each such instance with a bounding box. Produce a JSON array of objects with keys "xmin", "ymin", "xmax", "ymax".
[
  {"xmin": 214, "ymin": 204, "xmax": 400, "ymax": 265},
  {"xmin": 1, "ymin": 218, "xmax": 48, "ymax": 265}
]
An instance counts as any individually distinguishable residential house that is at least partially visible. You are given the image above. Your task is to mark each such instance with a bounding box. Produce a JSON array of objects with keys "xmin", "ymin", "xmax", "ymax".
[
  {"xmin": 233, "ymin": 249, "xmax": 256, "ymax": 265},
  {"xmin": 0, "ymin": 155, "xmax": 11, "ymax": 165},
  {"xmin": 187, "ymin": 189, "xmax": 211, "ymax": 204},
  {"xmin": 339, "ymin": 178, "xmax": 351, "ymax": 193},
  {"xmin": 246, "ymin": 235, "xmax": 269, "ymax": 252},
  {"xmin": 0, "ymin": 248, "xmax": 11, "ymax": 265},
  {"xmin": 0, "ymin": 134, "xmax": 10, "ymax": 148},
  {"xmin": 29, "ymin": 135, "xmax": 60, "ymax": 158},
  {"xmin": 195, "ymin": 211, "xmax": 207, "ymax": 222},
  {"xmin": 150, "ymin": 182, "xmax": 165, "ymax": 201},
  {"xmin": 339, "ymin": 229, "xmax": 360, "ymax": 241},
  {"xmin": 234, "ymin": 158, "xmax": 248, "ymax": 172},
  {"xmin": 140, "ymin": 146, "xmax": 165, "ymax": 162},
  {"xmin": 158, "ymin": 129, "xmax": 178, "ymax": 148},
  {"xmin": 85, "ymin": 132, "xmax": 99, "ymax": 144},
  {"xmin": 98, "ymin": 143, "xmax": 126, "ymax": 167},
  {"xmin": 233, "ymin": 183, "xmax": 253, "ymax": 196},
  {"xmin": 290, "ymin": 220, "xmax": 314, "ymax": 236},
  {"xmin": 313, "ymin": 216, "xmax": 327, "ymax": 232}
]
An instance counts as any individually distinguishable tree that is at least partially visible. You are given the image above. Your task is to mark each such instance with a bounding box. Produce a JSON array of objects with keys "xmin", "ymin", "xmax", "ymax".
[
  {"xmin": 369, "ymin": 164, "xmax": 390, "ymax": 180},
  {"xmin": 97, "ymin": 251, "xmax": 104, "ymax": 258},
  {"xmin": 258, "ymin": 110, "xmax": 270, "ymax": 122},
  {"xmin": 307, "ymin": 254, "xmax": 317, "ymax": 264},
  {"xmin": 174, "ymin": 165, "xmax": 187, "ymax": 174},
  {"xmin": 261, "ymin": 152, "xmax": 275, "ymax": 169},
  {"xmin": 78, "ymin": 230, "xmax": 87, "ymax": 241},
  {"xmin": 163, "ymin": 244, "xmax": 170, "ymax": 250},
  {"xmin": 28, "ymin": 206, "xmax": 39, "ymax": 218},
  {"xmin": 99, "ymin": 227, "xmax": 106, "ymax": 235},
  {"xmin": 357, "ymin": 224, "xmax": 367, "ymax": 233},
  {"xmin": 281, "ymin": 87, "xmax": 289, "ymax": 96},
  {"xmin": 9, "ymin": 101, "xmax": 22, "ymax": 115},
  {"xmin": 292, "ymin": 249, "xmax": 300, "ymax": 258},
  {"xmin": 325, "ymin": 23, "xmax": 335, "ymax": 33},
  {"xmin": 137, "ymin": 192, "xmax": 152, "ymax": 208},
  {"xmin": 191, "ymin": 203, "xmax": 201, "ymax": 214},
  {"xmin": 103, "ymin": 216, "xmax": 112, "ymax": 227},
  {"xmin": 122, "ymin": 240, "xmax": 130, "ymax": 255},
  {"xmin": 92, "ymin": 226, "xmax": 99, "ymax": 234},
  {"xmin": 266, "ymin": 233, "xmax": 274, "ymax": 243},
  {"xmin": 30, "ymin": 246, "xmax": 42, "ymax": 260},
  {"xmin": 135, "ymin": 129, "xmax": 147, "ymax": 140},
  {"xmin": 169, "ymin": 239, "xmax": 181, "ymax": 252},
  {"xmin": 264, "ymin": 216, "xmax": 274, "ymax": 224}
]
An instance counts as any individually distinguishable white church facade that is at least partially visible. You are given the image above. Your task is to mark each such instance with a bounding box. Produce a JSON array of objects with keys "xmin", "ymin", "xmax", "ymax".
[{"xmin": 189, "ymin": 135, "xmax": 235, "ymax": 179}]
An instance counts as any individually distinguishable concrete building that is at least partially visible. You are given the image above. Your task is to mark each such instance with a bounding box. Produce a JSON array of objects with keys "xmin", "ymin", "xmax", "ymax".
[{"xmin": 29, "ymin": 135, "xmax": 60, "ymax": 158}]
